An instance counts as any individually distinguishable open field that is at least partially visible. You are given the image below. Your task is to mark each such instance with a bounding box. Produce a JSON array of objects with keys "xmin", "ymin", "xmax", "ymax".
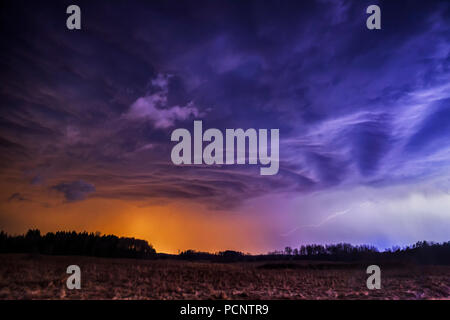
[{"xmin": 0, "ymin": 254, "xmax": 449, "ymax": 299}]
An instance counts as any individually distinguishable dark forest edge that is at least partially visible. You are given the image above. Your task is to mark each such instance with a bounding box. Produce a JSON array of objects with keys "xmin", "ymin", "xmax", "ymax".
[{"xmin": 1, "ymin": 229, "xmax": 450, "ymax": 265}]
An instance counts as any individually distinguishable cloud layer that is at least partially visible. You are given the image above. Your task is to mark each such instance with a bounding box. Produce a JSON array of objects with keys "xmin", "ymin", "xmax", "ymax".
[{"xmin": 0, "ymin": 0, "xmax": 449, "ymax": 249}]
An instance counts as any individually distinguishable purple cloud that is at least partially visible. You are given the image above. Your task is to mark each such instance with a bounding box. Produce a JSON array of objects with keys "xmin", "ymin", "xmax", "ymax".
[
  {"xmin": 51, "ymin": 180, "xmax": 96, "ymax": 202},
  {"xmin": 126, "ymin": 73, "xmax": 201, "ymax": 128},
  {"xmin": 0, "ymin": 0, "xmax": 449, "ymax": 248}
]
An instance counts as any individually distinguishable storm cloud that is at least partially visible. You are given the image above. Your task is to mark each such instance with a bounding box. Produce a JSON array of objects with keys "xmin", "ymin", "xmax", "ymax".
[
  {"xmin": 51, "ymin": 180, "xmax": 96, "ymax": 202},
  {"xmin": 0, "ymin": 0, "xmax": 449, "ymax": 248}
]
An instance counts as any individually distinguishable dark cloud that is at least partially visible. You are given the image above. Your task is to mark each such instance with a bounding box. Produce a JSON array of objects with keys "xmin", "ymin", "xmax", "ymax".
[
  {"xmin": 7, "ymin": 193, "xmax": 30, "ymax": 202},
  {"xmin": 349, "ymin": 116, "xmax": 393, "ymax": 176},
  {"xmin": 0, "ymin": 0, "xmax": 449, "ymax": 208},
  {"xmin": 30, "ymin": 175, "xmax": 44, "ymax": 186},
  {"xmin": 51, "ymin": 180, "xmax": 96, "ymax": 202},
  {"xmin": 405, "ymin": 99, "xmax": 450, "ymax": 154}
]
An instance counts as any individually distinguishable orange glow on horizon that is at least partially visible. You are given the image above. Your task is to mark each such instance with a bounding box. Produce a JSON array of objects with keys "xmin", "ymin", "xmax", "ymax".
[{"xmin": 0, "ymin": 194, "xmax": 273, "ymax": 254}]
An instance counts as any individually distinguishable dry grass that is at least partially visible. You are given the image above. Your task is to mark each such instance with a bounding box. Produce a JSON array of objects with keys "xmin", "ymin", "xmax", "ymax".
[{"xmin": 0, "ymin": 254, "xmax": 449, "ymax": 300}]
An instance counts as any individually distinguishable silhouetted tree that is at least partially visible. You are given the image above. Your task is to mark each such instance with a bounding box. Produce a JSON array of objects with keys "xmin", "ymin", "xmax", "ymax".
[
  {"xmin": 0, "ymin": 229, "xmax": 156, "ymax": 259},
  {"xmin": 1, "ymin": 230, "xmax": 449, "ymax": 265}
]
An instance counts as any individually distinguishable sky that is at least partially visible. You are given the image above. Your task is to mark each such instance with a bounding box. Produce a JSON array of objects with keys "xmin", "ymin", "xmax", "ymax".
[{"xmin": 0, "ymin": 0, "xmax": 449, "ymax": 253}]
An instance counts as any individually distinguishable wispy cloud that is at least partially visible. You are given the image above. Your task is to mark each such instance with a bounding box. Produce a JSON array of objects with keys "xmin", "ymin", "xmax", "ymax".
[{"xmin": 126, "ymin": 73, "xmax": 200, "ymax": 128}]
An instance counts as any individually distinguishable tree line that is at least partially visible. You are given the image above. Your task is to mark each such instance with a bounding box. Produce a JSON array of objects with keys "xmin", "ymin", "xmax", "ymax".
[
  {"xmin": 1, "ymin": 229, "xmax": 449, "ymax": 264},
  {"xmin": 175, "ymin": 241, "xmax": 450, "ymax": 265},
  {"xmin": 267, "ymin": 241, "xmax": 450, "ymax": 264},
  {"xmin": 0, "ymin": 229, "xmax": 156, "ymax": 259}
]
